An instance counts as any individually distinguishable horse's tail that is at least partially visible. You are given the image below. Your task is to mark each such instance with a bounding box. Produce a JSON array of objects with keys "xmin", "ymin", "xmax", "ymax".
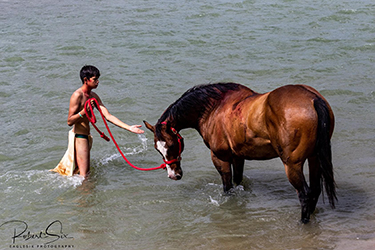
[{"xmin": 314, "ymin": 98, "xmax": 337, "ymax": 209}]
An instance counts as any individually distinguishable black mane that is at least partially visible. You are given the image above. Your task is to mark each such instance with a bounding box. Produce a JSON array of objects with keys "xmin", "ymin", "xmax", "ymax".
[{"xmin": 157, "ymin": 83, "xmax": 242, "ymax": 131}]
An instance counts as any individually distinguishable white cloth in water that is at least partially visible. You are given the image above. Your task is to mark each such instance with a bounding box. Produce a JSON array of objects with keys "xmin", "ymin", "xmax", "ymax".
[{"xmin": 50, "ymin": 129, "xmax": 92, "ymax": 176}]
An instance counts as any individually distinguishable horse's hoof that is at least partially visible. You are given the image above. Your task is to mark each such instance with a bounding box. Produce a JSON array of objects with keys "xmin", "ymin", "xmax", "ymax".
[{"xmin": 301, "ymin": 218, "xmax": 310, "ymax": 224}]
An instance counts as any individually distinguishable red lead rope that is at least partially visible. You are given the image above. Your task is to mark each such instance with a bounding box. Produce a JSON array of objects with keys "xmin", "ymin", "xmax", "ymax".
[{"xmin": 84, "ymin": 98, "xmax": 166, "ymax": 171}]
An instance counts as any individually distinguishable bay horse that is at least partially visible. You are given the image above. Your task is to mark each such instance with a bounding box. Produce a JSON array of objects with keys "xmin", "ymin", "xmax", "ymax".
[{"xmin": 144, "ymin": 83, "xmax": 336, "ymax": 223}]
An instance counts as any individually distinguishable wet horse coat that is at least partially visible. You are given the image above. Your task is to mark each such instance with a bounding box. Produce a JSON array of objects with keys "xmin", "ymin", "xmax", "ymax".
[{"xmin": 144, "ymin": 83, "xmax": 336, "ymax": 223}]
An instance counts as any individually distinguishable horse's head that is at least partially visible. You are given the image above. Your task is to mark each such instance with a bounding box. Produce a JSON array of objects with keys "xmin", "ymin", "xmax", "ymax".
[{"xmin": 144, "ymin": 120, "xmax": 184, "ymax": 180}]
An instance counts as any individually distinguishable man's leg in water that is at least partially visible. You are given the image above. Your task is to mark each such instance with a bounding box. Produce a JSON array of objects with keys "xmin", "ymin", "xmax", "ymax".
[{"xmin": 75, "ymin": 137, "xmax": 90, "ymax": 177}]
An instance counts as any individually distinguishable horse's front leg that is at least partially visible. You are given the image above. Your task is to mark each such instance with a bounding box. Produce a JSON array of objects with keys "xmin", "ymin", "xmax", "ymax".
[
  {"xmin": 233, "ymin": 157, "xmax": 245, "ymax": 186},
  {"xmin": 211, "ymin": 151, "xmax": 233, "ymax": 192}
]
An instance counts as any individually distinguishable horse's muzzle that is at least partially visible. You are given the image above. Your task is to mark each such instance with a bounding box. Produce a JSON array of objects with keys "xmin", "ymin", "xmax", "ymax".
[
  {"xmin": 169, "ymin": 173, "xmax": 182, "ymax": 180},
  {"xmin": 166, "ymin": 164, "xmax": 183, "ymax": 180}
]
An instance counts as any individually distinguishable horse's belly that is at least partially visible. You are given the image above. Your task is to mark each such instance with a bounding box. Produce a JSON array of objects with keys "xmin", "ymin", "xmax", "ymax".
[{"xmin": 234, "ymin": 141, "xmax": 278, "ymax": 160}]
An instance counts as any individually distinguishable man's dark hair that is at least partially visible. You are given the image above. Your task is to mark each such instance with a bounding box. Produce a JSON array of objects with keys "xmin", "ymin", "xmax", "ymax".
[{"xmin": 80, "ymin": 65, "xmax": 100, "ymax": 84}]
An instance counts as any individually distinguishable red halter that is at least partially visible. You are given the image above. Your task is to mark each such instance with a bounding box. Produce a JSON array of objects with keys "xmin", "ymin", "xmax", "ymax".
[{"xmin": 161, "ymin": 121, "xmax": 183, "ymax": 165}]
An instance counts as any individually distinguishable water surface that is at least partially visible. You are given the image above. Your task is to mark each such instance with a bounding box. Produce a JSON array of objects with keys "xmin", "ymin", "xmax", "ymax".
[{"xmin": 1, "ymin": 0, "xmax": 375, "ymax": 249}]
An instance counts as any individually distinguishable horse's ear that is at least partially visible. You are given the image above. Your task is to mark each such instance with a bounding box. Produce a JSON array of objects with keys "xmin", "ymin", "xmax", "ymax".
[{"xmin": 143, "ymin": 121, "xmax": 155, "ymax": 133}]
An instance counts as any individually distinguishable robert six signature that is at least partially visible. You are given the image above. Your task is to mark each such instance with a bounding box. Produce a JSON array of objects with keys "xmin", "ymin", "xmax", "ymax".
[{"xmin": 0, "ymin": 220, "xmax": 73, "ymax": 245}]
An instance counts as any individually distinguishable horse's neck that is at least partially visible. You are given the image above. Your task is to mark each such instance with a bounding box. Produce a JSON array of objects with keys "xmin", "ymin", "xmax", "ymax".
[
  {"xmin": 169, "ymin": 101, "xmax": 212, "ymax": 132},
  {"xmin": 170, "ymin": 113, "xmax": 201, "ymax": 132},
  {"xmin": 170, "ymin": 86, "xmax": 254, "ymax": 132}
]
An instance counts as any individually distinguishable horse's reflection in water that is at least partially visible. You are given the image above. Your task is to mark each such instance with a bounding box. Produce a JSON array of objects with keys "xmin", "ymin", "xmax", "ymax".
[{"xmin": 144, "ymin": 83, "xmax": 336, "ymax": 223}]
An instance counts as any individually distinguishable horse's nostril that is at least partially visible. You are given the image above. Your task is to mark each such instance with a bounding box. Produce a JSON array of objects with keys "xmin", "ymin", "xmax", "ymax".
[{"xmin": 168, "ymin": 174, "xmax": 182, "ymax": 180}]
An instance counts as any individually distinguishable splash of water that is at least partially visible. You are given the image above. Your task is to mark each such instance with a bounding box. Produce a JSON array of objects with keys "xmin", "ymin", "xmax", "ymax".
[{"xmin": 100, "ymin": 134, "xmax": 148, "ymax": 164}]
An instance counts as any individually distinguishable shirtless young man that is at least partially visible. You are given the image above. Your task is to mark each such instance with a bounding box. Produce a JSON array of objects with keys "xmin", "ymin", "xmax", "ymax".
[{"xmin": 67, "ymin": 65, "xmax": 144, "ymax": 177}]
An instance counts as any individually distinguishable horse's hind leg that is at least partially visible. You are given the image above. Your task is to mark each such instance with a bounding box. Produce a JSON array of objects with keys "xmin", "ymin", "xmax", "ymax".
[
  {"xmin": 308, "ymin": 155, "xmax": 322, "ymax": 214},
  {"xmin": 283, "ymin": 162, "xmax": 311, "ymax": 224},
  {"xmin": 211, "ymin": 151, "xmax": 233, "ymax": 192},
  {"xmin": 233, "ymin": 157, "xmax": 245, "ymax": 186}
]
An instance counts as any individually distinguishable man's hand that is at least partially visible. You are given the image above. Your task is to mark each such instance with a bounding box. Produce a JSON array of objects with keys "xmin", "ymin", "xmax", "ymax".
[{"xmin": 128, "ymin": 125, "xmax": 144, "ymax": 134}]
